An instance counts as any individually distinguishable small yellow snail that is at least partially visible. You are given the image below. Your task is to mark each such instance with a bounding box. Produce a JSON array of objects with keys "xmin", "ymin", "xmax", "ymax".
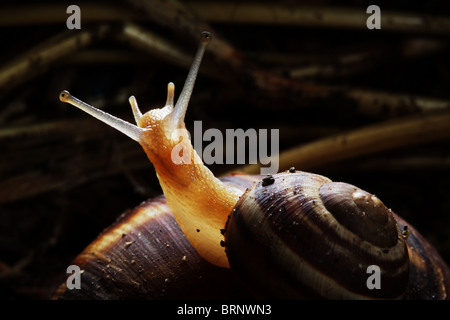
[{"xmin": 54, "ymin": 32, "xmax": 450, "ymax": 299}]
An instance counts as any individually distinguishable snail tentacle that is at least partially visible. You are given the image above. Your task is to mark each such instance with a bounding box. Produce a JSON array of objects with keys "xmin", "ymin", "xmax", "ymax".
[
  {"xmin": 59, "ymin": 90, "xmax": 144, "ymax": 143},
  {"xmin": 128, "ymin": 95, "xmax": 143, "ymax": 125},
  {"xmin": 165, "ymin": 82, "xmax": 175, "ymax": 109},
  {"xmin": 167, "ymin": 31, "xmax": 212, "ymax": 131}
]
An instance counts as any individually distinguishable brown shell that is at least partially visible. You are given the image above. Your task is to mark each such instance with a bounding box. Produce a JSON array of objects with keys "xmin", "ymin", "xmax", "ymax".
[
  {"xmin": 53, "ymin": 175, "xmax": 257, "ymax": 300},
  {"xmin": 225, "ymin": 171, "xmax": 450, "ymax": 299},
  {"xmin": 53, "ymin": 173, "xmax": 450, "ymax": 299}
]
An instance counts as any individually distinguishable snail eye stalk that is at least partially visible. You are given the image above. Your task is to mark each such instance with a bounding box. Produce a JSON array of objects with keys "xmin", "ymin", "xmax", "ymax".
[{"xmin": 59, "ymin": 90, "xmax": 144, "ymax": 142}]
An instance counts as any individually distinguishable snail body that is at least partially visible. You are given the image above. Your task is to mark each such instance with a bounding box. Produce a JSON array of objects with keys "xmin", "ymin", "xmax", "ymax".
[{"xmin": 56, "ymin": 32, "xmax": 450, "ymax": 299}]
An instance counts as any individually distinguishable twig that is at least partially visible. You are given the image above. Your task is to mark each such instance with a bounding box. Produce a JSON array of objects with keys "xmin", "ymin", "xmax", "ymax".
[
  {"xmin": 115, "ymin": 22, "xmax": 193, "ymax": 70},
  {"xmin": 0, "ymin": 3, "xmax": 144, "ymax": 26},
  {"xmin": 63, "ymin": 49, "xmax": 150, "ymax": 65},
  {"xmin": 123, "ymin": 0, "xmax": 336, "ymax": 100},
  {"xmin": 126, "ymin": 0, "xmax": 243, "ymax": 69},
  {"xmin": 333, "ymin": 155, "xmax": 450, "ymax": 173},
  {"xmin": 115, "ymin": 22, "xmax": 233, "ymax": 81},
  {"xmin": 0, "ymin": 119, "xmax": 103, "ymax": 140},
  {"xmin": 224, "ymin": 111, "xmax": 450, "ymax": 175},
  {"xmin": 286, "ymin": 38, "xmax": 447, "ymax": 80},
  {"xmin": 1, "ymin": 2, "xmax": 448, "ymax": 120},
  {"xmin": 345, "ymin": 88, "xmax": 450, "ymax": 118},
  {"xmin": 0, "ymin": 141, "xmax": 148, "ymax": 204},
  {"xmin": 0, "ymin": 24, "xmax": 111, "ymax": 96},
  {"xmin": 0, "ymin": 117, "xmax": 148, "ymax": 204},
  {"xmin": 187, "ymin": 2, "xmax": 450, "ymax": 34},
  {"xmin": 4, "ymin": 2, "xmax": 449, "ymax": 35}
]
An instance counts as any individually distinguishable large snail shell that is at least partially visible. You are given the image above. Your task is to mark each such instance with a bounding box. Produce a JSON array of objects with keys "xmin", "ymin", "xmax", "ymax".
[
  {"xmin": 225, "ymin": 171, "xmax": 410, "ymax": 299},
  {"xmin": 53, "ymin": 174, "xmax": 450, "ymax": 299},
  {"xmin": 53, "ymin": 175, "xmax": 257, "ymax": 300},
  {"xmin": 53, "ymin": 196, "xmax": 234, "ymax": 299}
]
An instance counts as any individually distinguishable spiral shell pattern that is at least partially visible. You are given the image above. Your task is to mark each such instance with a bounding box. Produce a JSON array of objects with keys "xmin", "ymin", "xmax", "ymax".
[{"xmin": 225, "ymin": 171, "xmax": 410, "ymax": 299}]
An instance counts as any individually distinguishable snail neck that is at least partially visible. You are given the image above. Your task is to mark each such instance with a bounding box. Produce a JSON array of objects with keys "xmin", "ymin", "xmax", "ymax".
[
  {"xmin": 139, "ymin": 125, "xmax": 239, "ymax": 268},
  {"xmin": 59, "ymin": 32, "xmax": 232, "ymax": 267}
]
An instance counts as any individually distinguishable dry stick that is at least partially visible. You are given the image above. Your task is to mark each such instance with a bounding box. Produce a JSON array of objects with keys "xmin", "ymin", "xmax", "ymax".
[
  {"xmin": 115, "ymin": 22, "xmax": 194, "ymax": 70},
  {"xmin": 0, "ymin": 119, "xmax": 104, "ymax": 140},
  {"xmin": 0, "ymin": 118, "xmax": 145, "ymax": 204},
  {"xmin": 120, "ymin": 1, "xmax": 325, "ymax": 101},
  {"xmin": 0, "ymin": 140, "xmax": 148, "ymax": 204},
  {"xmin": 126, "ymin": 0, "xmax": 244, "ymax": 70},
  {"xmin": 132, "ymin": 0, "xmax": 450, "ymax": 117},
  {"xmin": 224, "ymin": 111, "xmax": 450, "ymax": 175},
  {"xmin": 249, "ymin": 67, "xmax": 450, "ymax": 117},
  {"xmin": 2, "ymin": 3, "xmax": 443, "ymax": 119},
  {"xmin": 345, "ymin": 89, "xmax": 450, "ymax": 118},
  {"xmin": 2, "ymin": 2, "xmax": 450, "ymax": 35},
  {"xmin": 334, "ymin": 155, "xmax": 450, "ymax": 173},
  {"xmin": 0, "ymin": 3, "xmax": 145, "ymax": 26},
  {"xmin": 249, "ymin": 71, "xmax": 450, "ymax": 117},
  {"xmin": 0, "ymin": 24, "xmax": 111, "ymax": 95},
  {"xmin": 0, "ymin": 21, "xmax": 214, "ymax": 96},
  {"xmin": 115, "ymin": 22, "xmax": 229, "ymax": 81},
  {"xmin": 287, "ymin": 38, "xmax": 447, "ymax": 80},
  {"xmin": 188, "ymin": 2, "xmax": 450, "ymax": 34},
  {"xmin": 64, "ymin": 49, "xmax": 150, "ymax": 65},
  {"xmin": 1, "ymin": 2, "xmax": 449, "ymax": 111}
]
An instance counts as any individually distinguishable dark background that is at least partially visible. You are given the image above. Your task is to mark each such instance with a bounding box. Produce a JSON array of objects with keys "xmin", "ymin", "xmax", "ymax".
[{"xmin": 1, "ymin": 0, "xmax": 450, "ymax": 299}]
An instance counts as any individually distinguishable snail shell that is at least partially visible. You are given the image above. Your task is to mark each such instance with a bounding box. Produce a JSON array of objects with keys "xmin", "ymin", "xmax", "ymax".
[
  {"xmin": 225, "ymin": 171, "xmax": 409, "ymax": 299},
  {"xmin": 53, "ymin": 173, "xmax": 450, "ymax": 300},
  {"xmin": 53, "ymin": 175, "xmax": 256, "ymax": 299}
]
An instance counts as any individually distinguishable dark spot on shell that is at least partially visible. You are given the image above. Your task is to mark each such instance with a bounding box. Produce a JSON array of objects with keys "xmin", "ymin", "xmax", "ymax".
[
  {"xmin": 220, "ymin": 240, "xmax": 225, "ymax": 247},
  {"xmin": 262, "ymin": 175, "xmax": 275, "ymax": 186},
  {"xmin": 220, "ymin": 228, "xmax": 226, "ymax": 235},
  {"xmin": 196, "ymin": 229, "xmax": 200, "ymax": 232}
]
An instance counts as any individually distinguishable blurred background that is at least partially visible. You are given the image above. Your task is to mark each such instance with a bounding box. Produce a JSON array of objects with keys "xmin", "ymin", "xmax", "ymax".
[{"xmin": 1, "ymin": 0, "xmax": 450, "ymax": 299}]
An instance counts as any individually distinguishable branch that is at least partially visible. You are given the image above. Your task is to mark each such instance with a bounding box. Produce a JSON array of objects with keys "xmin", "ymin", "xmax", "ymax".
[
  {"xmin": 0, "ymin": 24, "xmax": 111, "ymax": 96},
  {"xmin": 225, "ymin": 111, "xmax": 450, "ymax": 175},
  {"xmin": 188, "ymin": 2, "xmax": 450, "ymax": 34},
  {"xmin": 0, "ymin": 3, "xmax": 144, "ymax": 26}
]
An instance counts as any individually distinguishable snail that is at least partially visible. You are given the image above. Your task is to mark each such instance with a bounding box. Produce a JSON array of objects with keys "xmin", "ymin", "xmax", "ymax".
[{"xmin": 54, "ymin": 32, "xmax": 450, "ymax": 299}]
